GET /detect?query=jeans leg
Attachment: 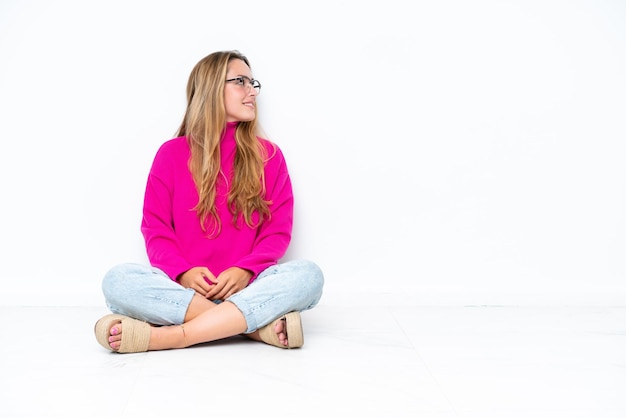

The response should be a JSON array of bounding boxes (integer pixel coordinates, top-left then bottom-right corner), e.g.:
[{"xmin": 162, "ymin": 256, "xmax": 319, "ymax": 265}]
[
  {"xmin": 102, "ymin": 263, "xmax": 195, "ymax": 326},
  {"xmin": 227, "ymin": 259, "xmax": 324, "ymax": 333}
]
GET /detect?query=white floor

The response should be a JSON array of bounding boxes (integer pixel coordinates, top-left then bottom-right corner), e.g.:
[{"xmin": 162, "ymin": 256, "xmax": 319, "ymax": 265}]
[{"xmin": 1, "ymin": 301, "xmax": 625, "ymax": 418}]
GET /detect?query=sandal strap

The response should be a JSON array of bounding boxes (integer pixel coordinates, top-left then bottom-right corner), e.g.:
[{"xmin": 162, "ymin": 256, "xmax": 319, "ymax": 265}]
[
  {"xmin": 118, "ymin": 316, "xmax": 151, "ymax": 353},
  {"xmin": 94, "ymin": 314, "xmax": 150, "ymax": 353}
]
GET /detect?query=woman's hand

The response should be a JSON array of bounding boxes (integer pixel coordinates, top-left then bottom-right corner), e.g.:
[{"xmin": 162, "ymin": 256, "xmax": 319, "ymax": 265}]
[
  {"xmin": 205, "ymin": 267, "xmax": 253, "ymax": 300},
  {"xmin": 178, "ymin": 267, "xmax": 217, "ymax": 297}
]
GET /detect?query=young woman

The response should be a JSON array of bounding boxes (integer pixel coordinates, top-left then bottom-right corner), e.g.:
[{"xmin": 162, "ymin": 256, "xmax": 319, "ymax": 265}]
[{"xmin": 94, "ymin": 50, "xmax": 324, "ymax": 353}]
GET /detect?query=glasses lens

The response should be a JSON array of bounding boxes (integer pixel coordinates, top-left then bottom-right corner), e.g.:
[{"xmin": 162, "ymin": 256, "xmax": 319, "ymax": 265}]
[{"xmin": 252, "ymin": 80, "xmax": 261, "ymax": 92}]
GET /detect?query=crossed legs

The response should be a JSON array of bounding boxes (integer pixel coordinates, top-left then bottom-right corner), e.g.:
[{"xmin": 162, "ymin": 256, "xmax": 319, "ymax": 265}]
[
  {"xmin": 97, "ymin": 260, "xmax": 323, "ymax": 352},
  {"xmin": 104, "ymin": 294, "xmax": 290, "ymax": 351}
]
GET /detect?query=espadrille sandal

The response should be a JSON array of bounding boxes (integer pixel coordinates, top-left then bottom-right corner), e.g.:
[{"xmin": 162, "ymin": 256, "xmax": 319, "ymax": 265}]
[
  {"xmin": 94, "ymin": 314, "xmax": 151, "ymax": 353},
  {"xmin": 258, "ymin": 312, "xmax": 303, "ymax": 349}
]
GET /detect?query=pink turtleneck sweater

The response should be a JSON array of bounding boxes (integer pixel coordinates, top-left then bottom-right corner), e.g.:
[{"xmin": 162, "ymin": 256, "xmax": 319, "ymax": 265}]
[{"xmin": 140, "ymin": 122, "xmax": 293, "ymax": 283}]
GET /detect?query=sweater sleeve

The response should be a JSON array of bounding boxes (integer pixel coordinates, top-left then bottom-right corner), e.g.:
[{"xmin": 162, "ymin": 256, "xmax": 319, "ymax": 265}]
[
  {"xmin": 140, "ymin": 141, "xmax": 194, "ymax": 280},
  {"xmin": 234, "ymin": 143, "xmax": 294, "ymax": 281}
]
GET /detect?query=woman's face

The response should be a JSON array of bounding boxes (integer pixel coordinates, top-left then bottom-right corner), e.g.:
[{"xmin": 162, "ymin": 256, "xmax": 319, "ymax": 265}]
[{"xmin": 224, "ymin": 58, "xmax": 258, "ymax": 122}]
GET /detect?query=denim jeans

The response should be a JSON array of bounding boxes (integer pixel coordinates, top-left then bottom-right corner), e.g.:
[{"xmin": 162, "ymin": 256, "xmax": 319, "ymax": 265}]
[{"xmin": 101, "ymin": 259, "xmax": 324, "ymax": 333}]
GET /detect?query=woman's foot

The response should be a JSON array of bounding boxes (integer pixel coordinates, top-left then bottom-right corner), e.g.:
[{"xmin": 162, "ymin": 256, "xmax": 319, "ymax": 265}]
[
  {"xmin": 106, "ymin": 321, "xmax": 124, "ymax": 350},
  {"xmin": 246, "ymin": 319, "xmax": 289, "ymax": 346},
  {"xmin": 273, "ymin": 317, "xmax": 289, "ymax": 346},
  {"xmin": 105, "ymin": 320, "xmax": 186, "ymax": 351},
  {"xmin": 251, "ymin": 312, "xmax": 303, "ymax": 348}
]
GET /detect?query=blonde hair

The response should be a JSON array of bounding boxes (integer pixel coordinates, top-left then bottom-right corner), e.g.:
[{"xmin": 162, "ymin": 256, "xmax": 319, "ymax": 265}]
[{"xmin": 176, "ymin": 50, "xmax": 271, "ymax": 237}]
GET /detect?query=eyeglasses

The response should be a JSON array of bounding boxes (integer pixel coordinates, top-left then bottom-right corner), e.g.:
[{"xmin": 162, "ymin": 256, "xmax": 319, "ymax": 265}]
[{"xmin": 225, "ymin": 75, "xmax": 261, "ymax": 93}]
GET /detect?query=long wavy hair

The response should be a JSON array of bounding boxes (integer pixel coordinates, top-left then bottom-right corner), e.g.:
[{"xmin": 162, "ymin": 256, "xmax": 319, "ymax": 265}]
[{"xmin": 176, "ymin": 50, "xmax": 271, "ymax": 237}]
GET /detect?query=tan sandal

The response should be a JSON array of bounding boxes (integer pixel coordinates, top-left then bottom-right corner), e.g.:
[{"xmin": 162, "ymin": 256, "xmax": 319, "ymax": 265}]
[
  {"xmin": 258, "ymin": 312, "xmax": 304, "ymax": 349},
  {"xmin": 94, "ymin": 314, "xmax": 151, "ymax": 353}
]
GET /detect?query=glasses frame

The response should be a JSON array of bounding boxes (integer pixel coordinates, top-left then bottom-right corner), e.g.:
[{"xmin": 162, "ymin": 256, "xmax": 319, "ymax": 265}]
[{"xmin": 225, "ymin": 75, "xmax": 261, "ymax": 93}]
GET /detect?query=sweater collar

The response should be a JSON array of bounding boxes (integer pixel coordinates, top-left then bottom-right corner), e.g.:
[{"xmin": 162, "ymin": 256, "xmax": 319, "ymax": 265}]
[{"xmin": 223, "ymin": 121, "xmax": 239, "ymax": 140}]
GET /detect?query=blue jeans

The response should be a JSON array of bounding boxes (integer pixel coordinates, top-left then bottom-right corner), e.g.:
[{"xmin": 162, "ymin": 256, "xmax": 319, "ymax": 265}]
[{"xmin": 101, "ymin": 259, "xmax": 324, "ymax": 333}]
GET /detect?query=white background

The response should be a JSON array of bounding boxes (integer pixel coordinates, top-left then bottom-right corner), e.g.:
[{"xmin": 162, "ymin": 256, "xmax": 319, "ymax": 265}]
[{"xmin": 1, "ymin": 0, "xmax": 625, "ymax": 306}]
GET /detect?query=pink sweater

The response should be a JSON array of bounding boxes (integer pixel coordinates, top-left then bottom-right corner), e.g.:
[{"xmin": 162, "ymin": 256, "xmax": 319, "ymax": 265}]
[{"xmin": 141, "ymin": 122, "xmax": 293, "ymax": 282}]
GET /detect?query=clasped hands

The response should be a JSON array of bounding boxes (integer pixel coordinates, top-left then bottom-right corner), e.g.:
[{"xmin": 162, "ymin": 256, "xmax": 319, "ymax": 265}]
[{"xmin": 178, "ymin": 266, "xmax": 253, "ymax": 300}]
